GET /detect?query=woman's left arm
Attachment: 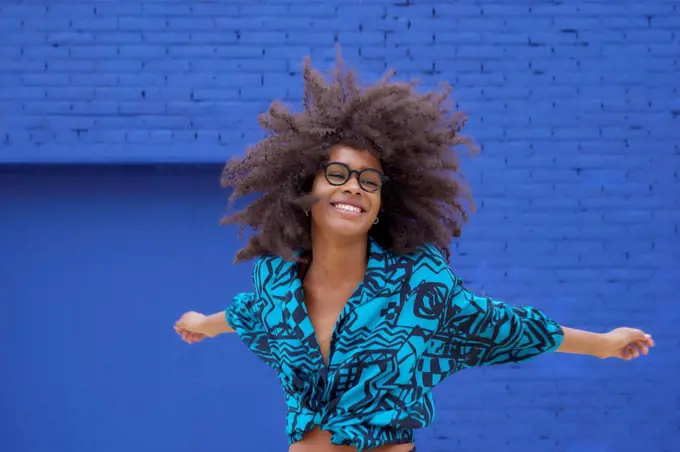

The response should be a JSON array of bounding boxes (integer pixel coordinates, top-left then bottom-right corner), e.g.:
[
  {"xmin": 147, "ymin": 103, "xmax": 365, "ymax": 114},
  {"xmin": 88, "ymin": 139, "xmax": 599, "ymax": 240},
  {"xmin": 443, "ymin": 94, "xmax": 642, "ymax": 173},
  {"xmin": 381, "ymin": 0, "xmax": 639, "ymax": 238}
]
[
  {"xmin": 440, "ymin": 275, "xmax": 654, "ymax": 365},
  {"xmin": 557, "ymin": 325, "xmax": 654, "ymax": 360},
  {"xmin": 412, "ymin": 244, "xmax": 655, "ymax": 366}
]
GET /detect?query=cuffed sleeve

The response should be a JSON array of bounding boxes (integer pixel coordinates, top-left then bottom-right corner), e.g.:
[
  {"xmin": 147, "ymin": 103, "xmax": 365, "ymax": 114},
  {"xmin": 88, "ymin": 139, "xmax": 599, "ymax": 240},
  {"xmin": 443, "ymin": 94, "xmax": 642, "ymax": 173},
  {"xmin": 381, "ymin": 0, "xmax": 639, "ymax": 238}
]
[
  {"xmin": 413, "ymin": 244, "xmax": 564, "ymax": 369},
  {"xmin": 226, "ymin": 292, "xmax": 277, "ymax": 369},
  {"xmin": 440, "ymin": 276, "xmax": 564, "ymax": 366}
]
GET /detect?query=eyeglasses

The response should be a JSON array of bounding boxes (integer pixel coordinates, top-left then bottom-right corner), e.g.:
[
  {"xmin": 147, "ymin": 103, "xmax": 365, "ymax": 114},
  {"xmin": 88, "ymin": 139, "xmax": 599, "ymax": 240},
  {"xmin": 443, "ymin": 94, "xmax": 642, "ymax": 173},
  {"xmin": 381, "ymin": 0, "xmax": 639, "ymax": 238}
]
[{"xmin": 321, "ymin": 162, "xmax": 387, "ymax": 193}]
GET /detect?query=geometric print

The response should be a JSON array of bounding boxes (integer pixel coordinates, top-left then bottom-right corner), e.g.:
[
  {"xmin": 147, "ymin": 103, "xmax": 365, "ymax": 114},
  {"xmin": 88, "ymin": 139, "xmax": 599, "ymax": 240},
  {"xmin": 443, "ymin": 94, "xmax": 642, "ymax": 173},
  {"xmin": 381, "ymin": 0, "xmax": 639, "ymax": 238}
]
[{"xmin": 226, "ymin": 238, "xmax": 564, "ymax": 451}]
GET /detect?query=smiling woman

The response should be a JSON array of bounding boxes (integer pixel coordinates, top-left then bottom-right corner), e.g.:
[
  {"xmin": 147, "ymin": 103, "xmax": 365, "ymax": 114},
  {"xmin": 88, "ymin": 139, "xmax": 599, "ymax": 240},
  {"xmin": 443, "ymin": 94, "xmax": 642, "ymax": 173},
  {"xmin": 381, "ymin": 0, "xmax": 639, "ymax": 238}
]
[{"xmin": 173, "ymin": 52, "xmax": 654, "ymax": 452}]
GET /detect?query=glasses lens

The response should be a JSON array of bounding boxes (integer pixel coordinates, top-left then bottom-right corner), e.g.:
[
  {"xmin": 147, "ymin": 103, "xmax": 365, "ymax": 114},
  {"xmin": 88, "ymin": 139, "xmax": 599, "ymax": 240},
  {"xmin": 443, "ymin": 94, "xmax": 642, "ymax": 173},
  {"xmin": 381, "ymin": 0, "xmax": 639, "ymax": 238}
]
[
  {"xmin": 325, "ymin": 163, "xmax": 350, "ymax": 185},
  {"xmin": 360, "ymin": 170, "xmax": 382, "ymax": 192}
]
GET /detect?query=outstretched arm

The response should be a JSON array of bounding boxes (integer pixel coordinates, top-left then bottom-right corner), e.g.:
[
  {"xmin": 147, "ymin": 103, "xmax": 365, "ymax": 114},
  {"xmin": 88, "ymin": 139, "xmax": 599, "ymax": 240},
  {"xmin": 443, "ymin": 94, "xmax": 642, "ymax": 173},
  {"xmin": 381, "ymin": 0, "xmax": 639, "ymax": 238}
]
[
  {"xmin": 174, "ymin": 292, "xmax": 278, "ymax": 370},
  {"xmin": 439, "ymin": 273, "xmax": 654, "ymax": 365},
  {"xmin": 174, "ymin": 310, "xmax": 235, "ymax": 343},
  {"xmin": 557, "ymin": 326, "xmax": 654, "ymax": 360},
  {"xmin": 175, "ymin": 291, "xmax": 263, "ymax": 343}
]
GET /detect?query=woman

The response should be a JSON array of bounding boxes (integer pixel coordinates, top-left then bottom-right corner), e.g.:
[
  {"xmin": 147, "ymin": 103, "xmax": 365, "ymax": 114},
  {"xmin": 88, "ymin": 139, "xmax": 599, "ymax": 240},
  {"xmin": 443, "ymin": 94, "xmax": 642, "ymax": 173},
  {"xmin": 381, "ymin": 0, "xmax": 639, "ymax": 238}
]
[{"xmin": 174, "ymin": 55, "xmax": 654, "ymax": 452}]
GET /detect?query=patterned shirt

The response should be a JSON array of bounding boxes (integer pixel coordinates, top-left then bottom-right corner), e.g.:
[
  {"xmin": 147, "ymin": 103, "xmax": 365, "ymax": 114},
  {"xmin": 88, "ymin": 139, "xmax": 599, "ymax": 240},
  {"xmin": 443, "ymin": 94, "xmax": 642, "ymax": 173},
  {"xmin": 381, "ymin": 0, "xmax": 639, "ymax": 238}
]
[{"xmin": 226, "ymin": 238, "xmax": 564, "ymax": 451}]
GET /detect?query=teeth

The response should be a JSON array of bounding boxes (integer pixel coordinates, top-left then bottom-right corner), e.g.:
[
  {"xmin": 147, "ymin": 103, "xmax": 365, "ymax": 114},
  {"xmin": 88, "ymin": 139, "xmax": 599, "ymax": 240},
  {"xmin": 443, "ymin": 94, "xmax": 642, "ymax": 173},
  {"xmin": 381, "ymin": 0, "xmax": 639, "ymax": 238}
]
[{"xmin": 334, "ymin": 203, "xmax": 362, "ymax": 213}]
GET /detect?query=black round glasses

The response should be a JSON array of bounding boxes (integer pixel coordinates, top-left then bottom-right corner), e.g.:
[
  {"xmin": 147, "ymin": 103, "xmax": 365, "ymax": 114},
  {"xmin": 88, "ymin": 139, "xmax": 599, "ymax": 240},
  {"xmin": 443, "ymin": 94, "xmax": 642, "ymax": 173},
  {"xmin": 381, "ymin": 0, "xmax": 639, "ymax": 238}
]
[{"xmin": 321, "ymin": 162, "xmax": 387, "ymax": 193}]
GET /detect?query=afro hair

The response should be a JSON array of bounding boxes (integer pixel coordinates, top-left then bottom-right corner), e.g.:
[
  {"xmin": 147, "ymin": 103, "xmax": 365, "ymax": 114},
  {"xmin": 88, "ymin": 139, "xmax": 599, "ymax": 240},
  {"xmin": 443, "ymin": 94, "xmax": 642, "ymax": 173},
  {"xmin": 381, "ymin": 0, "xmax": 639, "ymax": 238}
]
[{"xmin": 220, "ymin": 53, "xmax": 477, "ymax": 263}]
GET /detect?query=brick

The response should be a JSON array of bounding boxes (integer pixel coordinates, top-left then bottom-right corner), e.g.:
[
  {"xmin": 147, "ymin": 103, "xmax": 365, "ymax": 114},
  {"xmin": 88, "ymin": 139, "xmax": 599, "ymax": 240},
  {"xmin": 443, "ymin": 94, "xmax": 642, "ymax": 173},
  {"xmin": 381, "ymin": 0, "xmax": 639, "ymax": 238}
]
[
  {"xmin": 117, "ymin": 73, "xmax": 166, "ymax": 86},
  {"xmin": 70, "ymin": 17, "xmax": 118, "ymax": 31},
  {"xmin": 119, "ymin": 102, "xmax": 166, "ymax": 115},
  {"xmin": 93, "ymin": 4, "xmax": 142, "ymax": 15},
  {"xmin": 191, "ymin": 4, "xmax": 238, "ymax": 16},
  {"xmin": 43, "ymin": 87, "xmax": 93, "ymax": 101},
  {"xmin": 166, "ymin": 18, "xmax": 217, "ymax": 31},
  {"xmin": 142, "ymin": 3, "xmax": 193, "ymax": 16},
  {"xmin": 69, "ymin": 73, "xmax": 118, "ymax": 86},
  {"xmin": 92, "ymin": 32, "xmax": 143, "ymax": 45},
  {"xmin": 69, "ymin": 45, "xmax": 118, "ymax": 58},
  {"xmin": 241, "ymin": 5, "xmax": 289, "ymax": 17},
  {"xmin": 309, "ymin": 17, "xmax": 362, "ymax": 31},
  {"xmin": 118, "ymin": 17, "xmax": 167, "ymax": 31},
  {"xmin": 188, "ymin": 33, "xmax": 239, "ymax": 45},
  {"xmin": 238, "ymin": 31, "xmax": 287, "ymax": 45},
  {"xmin": 21, "ymin": 73, "xmax": 70, "ymax": 86},
  {"xmin": 0, "ymin": 86, "xmax": 44, "ymax": 100},
  {"xmin": 22, "ymin": 45, "xmax": 70, "ymax": 58}
]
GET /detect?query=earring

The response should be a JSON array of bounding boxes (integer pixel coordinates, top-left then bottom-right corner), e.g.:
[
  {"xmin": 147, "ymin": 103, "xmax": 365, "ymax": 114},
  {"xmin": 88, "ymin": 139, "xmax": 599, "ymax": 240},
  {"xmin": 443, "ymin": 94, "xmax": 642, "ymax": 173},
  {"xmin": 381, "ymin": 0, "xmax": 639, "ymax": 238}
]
[
  {"xmin": 304, "ymin": 210, "xmax": 309, "ymax": 216},
  {"xmin": 373, "ymin": 217, "xmax": 379, "ymax": 225}
]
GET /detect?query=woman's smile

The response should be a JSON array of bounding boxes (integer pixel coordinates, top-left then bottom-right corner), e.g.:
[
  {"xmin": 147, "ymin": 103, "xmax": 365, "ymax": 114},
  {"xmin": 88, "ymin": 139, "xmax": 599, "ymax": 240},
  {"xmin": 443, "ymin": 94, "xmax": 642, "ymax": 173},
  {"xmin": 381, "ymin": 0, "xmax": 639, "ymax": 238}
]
[{"xmin": 331, "ymin": 202, "xmax": 365, "ymax": 217}]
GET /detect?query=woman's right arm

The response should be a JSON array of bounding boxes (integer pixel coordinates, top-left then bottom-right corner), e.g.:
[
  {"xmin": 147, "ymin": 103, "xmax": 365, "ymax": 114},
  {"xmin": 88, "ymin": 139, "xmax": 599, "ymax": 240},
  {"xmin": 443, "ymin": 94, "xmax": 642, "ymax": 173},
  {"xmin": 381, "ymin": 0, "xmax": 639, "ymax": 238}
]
[
  {"xmin": 175, "ymin": 289, "xmax": 264, "ymax": 340},
  {"xmin": 201, "ymin": 311, "xmax": 236, "ymax": 336},
  {"xmin": 174, "ymin": 310, "xmax": 234, "ymax": 343}
]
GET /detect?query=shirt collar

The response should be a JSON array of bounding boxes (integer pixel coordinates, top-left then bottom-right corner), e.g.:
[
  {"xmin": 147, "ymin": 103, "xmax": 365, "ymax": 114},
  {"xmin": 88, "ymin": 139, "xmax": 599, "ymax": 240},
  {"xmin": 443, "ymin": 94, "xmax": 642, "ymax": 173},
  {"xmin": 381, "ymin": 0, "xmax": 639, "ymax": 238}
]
[{"xmin": 263, "ymin": 236, "xmax": 389, "ymax": 303}]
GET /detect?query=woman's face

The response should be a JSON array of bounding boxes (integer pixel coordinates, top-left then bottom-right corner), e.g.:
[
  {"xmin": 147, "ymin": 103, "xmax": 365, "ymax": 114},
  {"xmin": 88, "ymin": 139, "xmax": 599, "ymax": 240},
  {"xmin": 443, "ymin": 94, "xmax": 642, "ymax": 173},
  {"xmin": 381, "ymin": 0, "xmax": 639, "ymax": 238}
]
[{"xmin": 309, "ymin": 145, "xmax": 384, "ymax": 239}]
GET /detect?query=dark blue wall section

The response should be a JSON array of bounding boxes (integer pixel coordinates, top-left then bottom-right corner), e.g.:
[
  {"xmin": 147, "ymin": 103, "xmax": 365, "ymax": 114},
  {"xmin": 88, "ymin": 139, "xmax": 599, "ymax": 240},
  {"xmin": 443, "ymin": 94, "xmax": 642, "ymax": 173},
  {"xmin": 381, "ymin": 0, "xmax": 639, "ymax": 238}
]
[
  {"xmin": 1, "ymin": 165, "xmax": 289, "ymax": 452},
  {"xmin": 1, "ymin": 1, "xmax": 679, "ymax": 451}
]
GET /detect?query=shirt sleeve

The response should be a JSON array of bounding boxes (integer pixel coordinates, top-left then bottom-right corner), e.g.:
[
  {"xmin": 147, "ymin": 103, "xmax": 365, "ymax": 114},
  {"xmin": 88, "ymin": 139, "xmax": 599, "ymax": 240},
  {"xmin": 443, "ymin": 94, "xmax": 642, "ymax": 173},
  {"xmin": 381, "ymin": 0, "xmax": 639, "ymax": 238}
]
[
  {"xmin": 226, "ymin": 291, "xmax": 278, "ymax": 370},
  {"xmin": 416, "ymin": 244, "xmax": 564, "ymax": 367},
  {"xmin": 440, "ymin": 277, "xmax": 565, "ymax": 366}
]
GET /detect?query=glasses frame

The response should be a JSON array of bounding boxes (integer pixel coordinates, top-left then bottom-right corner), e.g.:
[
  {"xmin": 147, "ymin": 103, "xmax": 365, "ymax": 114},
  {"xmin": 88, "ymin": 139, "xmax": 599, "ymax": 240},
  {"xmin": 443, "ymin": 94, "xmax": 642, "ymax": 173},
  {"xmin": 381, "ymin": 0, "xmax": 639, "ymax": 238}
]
[{"xmin": 320, "ymin": 162, "xmax": 388, "ymax": 193}]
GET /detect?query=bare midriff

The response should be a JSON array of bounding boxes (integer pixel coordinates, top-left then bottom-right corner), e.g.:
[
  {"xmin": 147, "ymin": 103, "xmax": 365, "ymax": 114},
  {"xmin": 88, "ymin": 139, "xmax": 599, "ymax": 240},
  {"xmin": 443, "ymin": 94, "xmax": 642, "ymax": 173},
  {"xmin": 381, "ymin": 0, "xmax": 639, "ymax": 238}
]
[{"xmin": 289, "ymin": 427, "xmax": 413, "ymax": 452}]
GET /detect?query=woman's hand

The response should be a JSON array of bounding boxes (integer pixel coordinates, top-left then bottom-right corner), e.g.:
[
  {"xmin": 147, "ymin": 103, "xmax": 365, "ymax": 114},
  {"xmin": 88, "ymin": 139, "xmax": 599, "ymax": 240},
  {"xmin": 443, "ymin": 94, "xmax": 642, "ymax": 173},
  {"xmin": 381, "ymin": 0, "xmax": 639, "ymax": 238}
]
[
  {"xmin": 174, "ymin": 311, "xmax": 210, "ymax": 344},
  {"xmin": 597, "ymin": 327, "xmax": 655, "ymax": 360}
]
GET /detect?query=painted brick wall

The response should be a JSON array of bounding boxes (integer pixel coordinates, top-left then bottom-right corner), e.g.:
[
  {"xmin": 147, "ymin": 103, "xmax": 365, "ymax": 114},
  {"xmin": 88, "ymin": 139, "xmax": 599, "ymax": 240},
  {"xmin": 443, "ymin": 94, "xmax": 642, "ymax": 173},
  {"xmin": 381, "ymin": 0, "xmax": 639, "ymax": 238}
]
[{"xmin": 1, "ymin": 1, "xmax": 679, "ymax": 451}]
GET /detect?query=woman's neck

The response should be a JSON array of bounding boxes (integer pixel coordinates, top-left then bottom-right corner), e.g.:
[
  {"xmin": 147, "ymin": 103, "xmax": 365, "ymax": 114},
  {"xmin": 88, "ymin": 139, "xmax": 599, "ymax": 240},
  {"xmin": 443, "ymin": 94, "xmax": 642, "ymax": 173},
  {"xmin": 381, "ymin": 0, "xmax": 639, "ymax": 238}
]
[{"xmin": 305, "ymin": 230, "xmax": 368, "ymax": 287}]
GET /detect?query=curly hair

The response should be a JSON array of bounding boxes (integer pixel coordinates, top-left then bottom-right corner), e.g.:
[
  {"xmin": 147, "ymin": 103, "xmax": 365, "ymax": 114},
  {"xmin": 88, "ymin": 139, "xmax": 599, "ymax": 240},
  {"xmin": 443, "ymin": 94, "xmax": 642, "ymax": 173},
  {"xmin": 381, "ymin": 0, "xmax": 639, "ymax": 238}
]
[{"xmin": 220, "ymin": 53, "xmax": 477, "ymax": 263}]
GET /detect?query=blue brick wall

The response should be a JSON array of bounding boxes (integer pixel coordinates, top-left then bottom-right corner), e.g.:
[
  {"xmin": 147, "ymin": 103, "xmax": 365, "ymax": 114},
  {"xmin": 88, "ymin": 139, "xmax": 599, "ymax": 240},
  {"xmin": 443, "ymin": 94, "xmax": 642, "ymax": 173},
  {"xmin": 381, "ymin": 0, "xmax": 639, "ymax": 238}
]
[{"xmin": 1, "ymin": 1, "xmax": 679, "ymax": 451}]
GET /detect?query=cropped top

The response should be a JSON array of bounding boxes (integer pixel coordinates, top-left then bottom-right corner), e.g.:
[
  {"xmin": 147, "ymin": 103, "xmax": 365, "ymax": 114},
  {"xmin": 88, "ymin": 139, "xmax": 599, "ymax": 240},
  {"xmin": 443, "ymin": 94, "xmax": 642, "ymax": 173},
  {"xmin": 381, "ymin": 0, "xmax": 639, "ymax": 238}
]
[{"xmin": 226, "ymin": 239, "xmax": 564, "ymax": 451}]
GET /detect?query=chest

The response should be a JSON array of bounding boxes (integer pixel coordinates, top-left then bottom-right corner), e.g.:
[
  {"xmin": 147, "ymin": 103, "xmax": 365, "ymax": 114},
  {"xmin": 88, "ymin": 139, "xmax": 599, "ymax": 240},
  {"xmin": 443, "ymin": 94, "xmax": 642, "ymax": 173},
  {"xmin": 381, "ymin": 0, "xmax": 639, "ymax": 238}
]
[{"xmin": 303, "ymin": 282, "xmax": 357, "ymax": 365}]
